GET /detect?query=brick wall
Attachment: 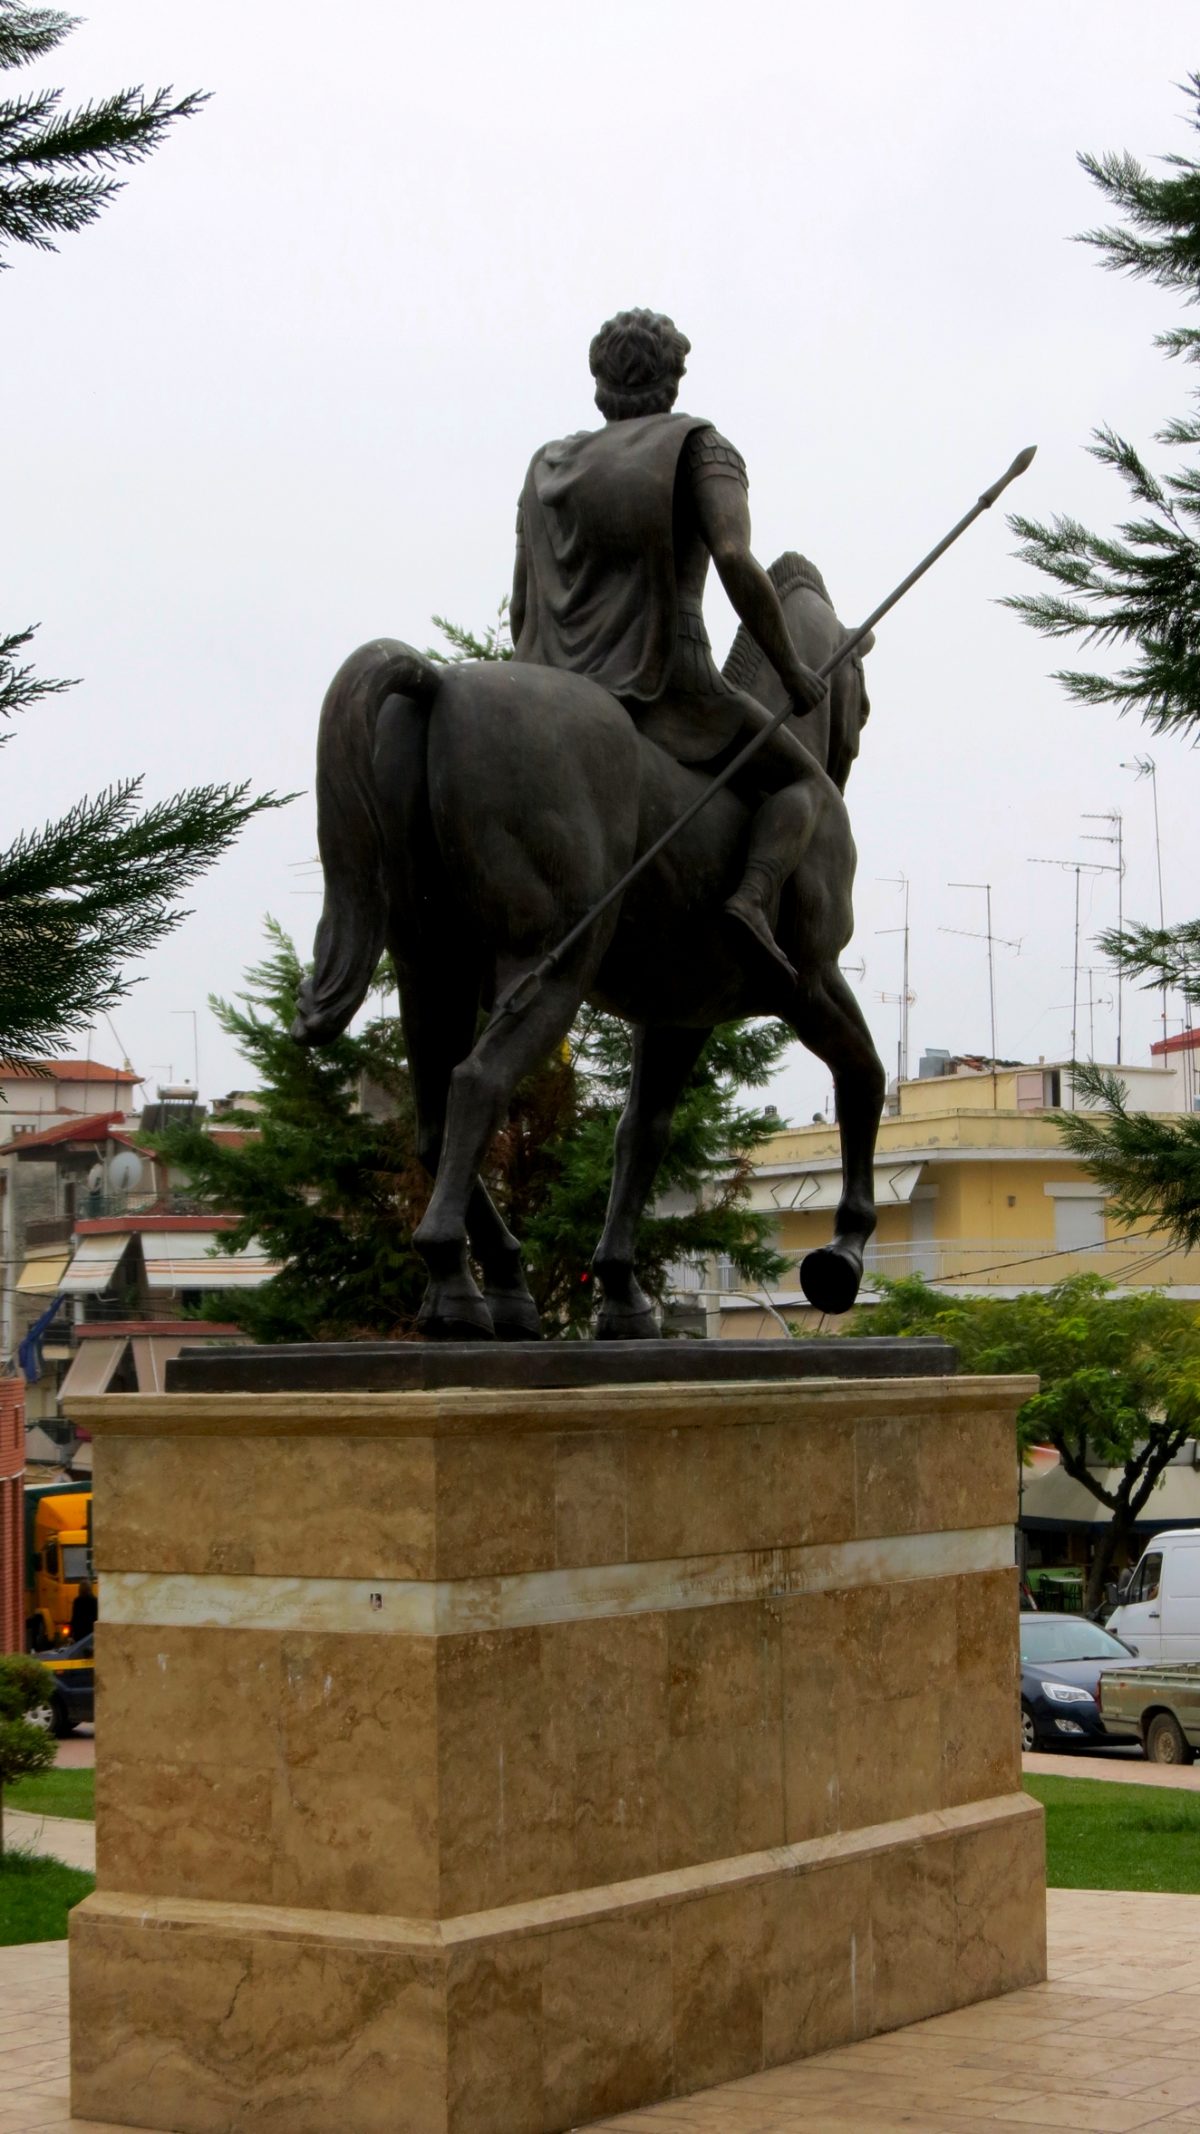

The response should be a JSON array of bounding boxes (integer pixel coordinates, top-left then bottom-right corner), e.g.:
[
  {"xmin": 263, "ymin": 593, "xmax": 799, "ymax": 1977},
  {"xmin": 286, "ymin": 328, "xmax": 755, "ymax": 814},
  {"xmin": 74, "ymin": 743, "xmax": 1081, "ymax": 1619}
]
[{"xmin": 0, "ymin": 1378, "xmax": 24, "ymax": 1652}]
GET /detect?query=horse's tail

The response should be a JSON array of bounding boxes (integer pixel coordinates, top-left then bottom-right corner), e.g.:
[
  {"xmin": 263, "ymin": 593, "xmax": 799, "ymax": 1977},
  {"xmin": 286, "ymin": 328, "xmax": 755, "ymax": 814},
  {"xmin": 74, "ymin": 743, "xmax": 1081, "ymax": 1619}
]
[{"xmin": 292, "ymin": 641, "xmax": 440, "ymax": 1047}]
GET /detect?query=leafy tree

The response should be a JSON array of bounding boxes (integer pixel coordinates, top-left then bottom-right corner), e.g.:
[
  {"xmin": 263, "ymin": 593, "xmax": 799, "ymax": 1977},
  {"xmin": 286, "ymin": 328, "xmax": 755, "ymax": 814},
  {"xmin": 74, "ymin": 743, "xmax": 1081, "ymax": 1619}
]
[
  {"xmin": 1, "ymin": 7, "xmax": 283, "ymax": 1067},
  {"xmin": 1006, "ymin": 77, "xmax": 1200, "ymax": 1233},
  {"xmin": 855, "ymin": 1275, "xmax": 1200, "ymax": 1611},
  {"xmin": 146, "ymin": 921, "xmax": 791, "ymax": 1341},
  {"xmin": 0, "ymin": 1653, "xmax": 55, "ymax": 1855}
]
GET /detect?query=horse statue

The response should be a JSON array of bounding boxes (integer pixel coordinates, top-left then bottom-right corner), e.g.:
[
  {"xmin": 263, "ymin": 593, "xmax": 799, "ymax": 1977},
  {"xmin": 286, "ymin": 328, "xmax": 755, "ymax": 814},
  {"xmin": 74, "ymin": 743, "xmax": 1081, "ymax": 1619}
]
[{"xmin": 292, "ymin": 552, "xmax": 887, "ymax": 1340}]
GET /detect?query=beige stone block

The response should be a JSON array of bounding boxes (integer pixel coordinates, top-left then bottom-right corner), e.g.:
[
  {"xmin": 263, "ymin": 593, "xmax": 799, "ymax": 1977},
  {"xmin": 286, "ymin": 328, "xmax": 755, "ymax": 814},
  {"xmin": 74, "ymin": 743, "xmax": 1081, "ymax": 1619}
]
[
  {"xmin": 273, "ymin": 1632, "xmax": 438, "ymax": 1916},
  {"xmin": 96, "ymin": 1758, "xmax": 273, "ymax": 1906},
  {"xmin": 918, "ymin": 1405, "xmax": 1014, "ymax": 1533},
  {"xmin": 836, "ymin": 1689, "xmax": 943, "ymax": 1829},
  {"xmin": 97, "ymin": 1433, "xmax": 437, "ymax": 1579},
  {"xmin": 763, "ymin": 1855, "xmax": 873, "ymax": 2061},
  {"xmin": 70, "ymin": 1898, "xmax": 446, "ymax": 2134},
  {"xmin": 954, "ymin": 1805, "xmax": 1047, "ymax": 2004},
  {"xmin": 854, "ymin": 1412, "xmax": 922, "ymax": 1538},
  {"xmin": 661, "ymin": 1723, "xmax": 785, "ymax": 1870},
  {"xmin": 871, "ymin": 1832, "xmax": 957, "ymax": 2032},
  {"xmin": 625, "ymin": 1421, "xmax": 767, "ymax": 1559},
  {"xmin": 97, "ymin": 1623, "xmax": 278, "ymax": 1773},
  {"xmin": 666, "ymin": 1600, "xmax": 782, "ymax": 1739},
  {"xmin": 956, "ymin": 1565, "xmax": 1019, "ymax": 1688},
  {"xmin": 671, "ymin": 1885, "xmax": 765, "ymax": 2094},
  {"xmin": 541, "ymin": 1911, "xmax": 673, "ymax": 2128},
  {"xmin": 553, "ymin": 1430, "xmax": 628, "ymax": 1567},
  {"xmin": 763, "ymin": 1412, "xmax": 856, "ymax": 1547},
  {"xmin": 445, "ymin": 1937, "xmax": 543, "ymax": 2134},
  {"xmin": 542, "ymin": 1614, "xmax": 668, "ymax": 1887},
  {"xmin": 434, "ymin": 1430, "xmax": 556, "ymax": 1578},
  {"xmin": 436, "ymin": 1626, "xmax": 572, "ymax": 1913},
  {"xmin": 941, "ymin": 1680, "xmax": 1021, "ymax": 1808}
]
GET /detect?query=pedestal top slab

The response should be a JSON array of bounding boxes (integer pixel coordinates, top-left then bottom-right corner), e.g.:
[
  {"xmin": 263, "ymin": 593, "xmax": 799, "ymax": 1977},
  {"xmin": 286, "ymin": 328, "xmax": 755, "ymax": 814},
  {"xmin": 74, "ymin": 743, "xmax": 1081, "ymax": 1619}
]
[{"xmin": 162, "ymin": 1335, "xmax": 958, "ymax": 1396}]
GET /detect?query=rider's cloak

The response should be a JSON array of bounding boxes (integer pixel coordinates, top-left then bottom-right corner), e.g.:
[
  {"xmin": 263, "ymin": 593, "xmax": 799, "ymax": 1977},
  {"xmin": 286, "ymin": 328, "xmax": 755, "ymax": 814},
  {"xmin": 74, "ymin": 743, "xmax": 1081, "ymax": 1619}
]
[{"xmin": 514, "ymin": 410, "xmax": 712, "ymax": 704}]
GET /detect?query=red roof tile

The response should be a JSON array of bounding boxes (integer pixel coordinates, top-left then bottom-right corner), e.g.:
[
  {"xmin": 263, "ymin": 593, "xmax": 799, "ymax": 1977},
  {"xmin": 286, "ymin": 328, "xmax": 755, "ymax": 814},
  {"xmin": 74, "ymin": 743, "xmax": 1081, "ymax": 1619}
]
[
  {"xmin": 0, "ymin": 1059, "xmax": 141, "ymax": 1084},
  {"xmin": 0, "ymin": 1111, "xmax": 131, "ymax": 1156}
]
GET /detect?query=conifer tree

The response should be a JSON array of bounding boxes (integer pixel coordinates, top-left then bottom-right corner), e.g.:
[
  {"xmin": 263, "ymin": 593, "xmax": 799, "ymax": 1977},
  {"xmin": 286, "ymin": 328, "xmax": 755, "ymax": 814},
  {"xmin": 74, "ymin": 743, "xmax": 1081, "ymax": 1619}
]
[
  {"xmin": 0, "ymin": 6, "xmax": 283, "ymax": 1067},
  {"xmin": 1007, "ymin": 77, "xmax": 1200, "ymax": 1236}
]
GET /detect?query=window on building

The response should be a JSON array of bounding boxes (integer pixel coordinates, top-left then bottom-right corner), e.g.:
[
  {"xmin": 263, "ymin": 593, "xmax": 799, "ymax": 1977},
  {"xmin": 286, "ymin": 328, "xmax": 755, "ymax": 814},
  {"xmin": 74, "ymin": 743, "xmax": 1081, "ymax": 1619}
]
[{"xmin": 1053, "ymin": 1196, "xmax": 1106, "ymax": 1252}]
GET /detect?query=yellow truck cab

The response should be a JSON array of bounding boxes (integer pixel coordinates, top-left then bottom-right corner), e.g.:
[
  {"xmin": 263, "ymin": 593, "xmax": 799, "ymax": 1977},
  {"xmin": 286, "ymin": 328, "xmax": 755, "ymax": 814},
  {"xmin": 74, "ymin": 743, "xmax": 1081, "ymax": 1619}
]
[{"xmin": 24, "ymin": 1481, "xmax": 93, "ymax": 1649}]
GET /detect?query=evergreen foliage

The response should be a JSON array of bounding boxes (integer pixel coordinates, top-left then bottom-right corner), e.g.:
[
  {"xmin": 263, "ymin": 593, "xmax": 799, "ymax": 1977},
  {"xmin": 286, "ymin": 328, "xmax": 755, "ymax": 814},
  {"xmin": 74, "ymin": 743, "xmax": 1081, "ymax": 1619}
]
[
  {"xmin": 146, "ymin": 918, "xmax": 790, "ymax": 1342},
  {"xmin": 1006, "ymin": 79, "xmax": 1200, "ymax": 1232},
  {"xmin": 0, "ymin": 1653, "xmax": 55, "ymax": 1856},
  {"xmin": 0, "ymin": 1, "xmax": 206, "ymax": 260},
  {"xmin": 854, "ymin": 1275, "xmax": 1200, "ymax": 1610},
  {"xmin": 0, "ymin": 8, "xmax": 285, "ymax": 1068}
]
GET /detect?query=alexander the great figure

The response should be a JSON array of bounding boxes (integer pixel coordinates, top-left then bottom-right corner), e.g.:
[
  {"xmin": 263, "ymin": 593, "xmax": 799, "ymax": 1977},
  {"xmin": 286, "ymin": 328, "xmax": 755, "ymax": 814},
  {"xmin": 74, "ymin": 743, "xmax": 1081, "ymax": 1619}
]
[{"xmin": 510, "ymin": 307, "xmax": 829, "ymax": 978}]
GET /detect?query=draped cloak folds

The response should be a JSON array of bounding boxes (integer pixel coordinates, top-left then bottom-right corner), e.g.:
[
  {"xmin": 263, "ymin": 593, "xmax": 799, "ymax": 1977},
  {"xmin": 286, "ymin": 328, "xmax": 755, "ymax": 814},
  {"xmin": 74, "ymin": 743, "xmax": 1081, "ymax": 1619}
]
[{"xmin": 513, "ymin": 410, "xmax": 713, "ymax": 705}]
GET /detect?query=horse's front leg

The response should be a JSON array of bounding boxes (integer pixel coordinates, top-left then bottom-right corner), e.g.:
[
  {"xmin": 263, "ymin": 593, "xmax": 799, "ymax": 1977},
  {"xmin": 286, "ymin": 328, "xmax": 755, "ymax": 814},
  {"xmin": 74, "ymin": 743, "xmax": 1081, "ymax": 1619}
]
[
  {"xmin": 787, "ymin": 970, "xmax": 886, "ymax": 1316},
  {"xmin": 593, "ymin": 1023, "xmax": 711, "ymax": 1339}
]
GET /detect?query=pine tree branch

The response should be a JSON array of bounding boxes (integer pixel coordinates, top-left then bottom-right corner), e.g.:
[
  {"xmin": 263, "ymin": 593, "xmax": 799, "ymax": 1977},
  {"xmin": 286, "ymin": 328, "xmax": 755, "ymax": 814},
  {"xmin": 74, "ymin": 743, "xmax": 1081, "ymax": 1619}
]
[
  {"xmin": 0, "ymin": 3, "xmax": 74, "ymax": 74},
  {"xmin": 0, "ymin": 623, "xmax": 73, "ymax": 741}
]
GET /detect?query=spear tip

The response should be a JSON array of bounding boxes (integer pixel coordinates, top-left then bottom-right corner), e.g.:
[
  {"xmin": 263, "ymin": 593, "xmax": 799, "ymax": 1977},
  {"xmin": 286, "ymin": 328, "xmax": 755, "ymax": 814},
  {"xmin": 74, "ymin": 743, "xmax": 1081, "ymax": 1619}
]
[{"xmin": 979, "ymin": 445, "xmax": 1038, "ymax": 510}]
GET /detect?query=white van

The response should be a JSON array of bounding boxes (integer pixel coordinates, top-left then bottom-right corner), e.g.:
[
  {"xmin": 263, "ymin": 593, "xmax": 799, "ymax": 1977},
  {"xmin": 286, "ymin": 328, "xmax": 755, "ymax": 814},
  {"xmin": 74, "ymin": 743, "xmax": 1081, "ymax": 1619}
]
[{"xmin": 1107, "ymin": 1530, "xmax": 1200, "ymax": 1663}]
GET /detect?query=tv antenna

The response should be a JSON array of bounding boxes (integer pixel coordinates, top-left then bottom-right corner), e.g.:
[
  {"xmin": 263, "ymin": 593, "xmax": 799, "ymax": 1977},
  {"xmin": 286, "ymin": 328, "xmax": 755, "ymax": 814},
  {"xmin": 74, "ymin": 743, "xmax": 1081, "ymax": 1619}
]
[
  {"xmin": 877, "ymin": 874, "xmax": 914, "ymax": 1083},
  {"xmin": 940, "ymin": 882, "xmax": 1020, "ymax": 1107},
  {"xmin": 1081, "ymin": 810, "xmax": 1125, "ymax": 1062},
  {"xmin": 1122, "ymin": 756, "xmax": 1169, "ymax": 1050},
  {"xmin": 1029, "ymin": 843, "xmax": 1122, "ymax": 1100}
]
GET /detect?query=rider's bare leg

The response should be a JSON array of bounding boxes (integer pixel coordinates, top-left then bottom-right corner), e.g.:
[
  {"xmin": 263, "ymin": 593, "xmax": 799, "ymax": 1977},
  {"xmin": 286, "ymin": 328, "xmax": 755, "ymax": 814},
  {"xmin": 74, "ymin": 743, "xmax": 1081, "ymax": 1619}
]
[{"xmin": 722, "ymin": 702, "xmax": 829, "ymax": 981}]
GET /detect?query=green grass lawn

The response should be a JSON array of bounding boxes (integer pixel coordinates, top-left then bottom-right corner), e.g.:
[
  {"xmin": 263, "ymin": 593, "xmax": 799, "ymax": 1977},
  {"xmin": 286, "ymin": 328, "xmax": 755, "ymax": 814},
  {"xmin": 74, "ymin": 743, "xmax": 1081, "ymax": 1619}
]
[
  {"xmin": 0, "ymin": 1850, "xmax": 94, "ymax": 1946},
  {"xmin": 1024, "ymin": 1772, "xmax": 1200, "ymax": 1893},
  {"xmin": 5, "ymin": 1767, "xmax": 94, "ymax": 1821}
]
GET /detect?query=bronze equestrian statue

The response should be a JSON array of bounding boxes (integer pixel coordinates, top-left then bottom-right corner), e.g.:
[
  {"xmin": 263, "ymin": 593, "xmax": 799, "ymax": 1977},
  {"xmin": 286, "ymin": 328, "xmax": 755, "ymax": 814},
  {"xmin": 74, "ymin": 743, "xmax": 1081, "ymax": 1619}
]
[{"xmin": 294, "ymin": 309, "xmax": 1033, "ymax": 1340}]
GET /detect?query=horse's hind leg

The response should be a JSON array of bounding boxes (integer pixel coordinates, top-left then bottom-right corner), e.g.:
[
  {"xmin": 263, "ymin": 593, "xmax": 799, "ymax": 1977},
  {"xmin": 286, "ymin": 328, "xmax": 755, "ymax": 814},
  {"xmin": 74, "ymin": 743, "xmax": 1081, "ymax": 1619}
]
[
  {"xmin": 412, "ymin": 956, "xmax": 591, "ymax": 1333},
  {"xmin": 593, "ymin": 1023, "xmax": 710, "ymax": 1339},
  {"xmin": 786, "ymin": 969, "xmax": 887, "ymax": 1315},
  {"xmin": 397, "ymin": 951, "xmax": 543, "ymax": 1342}
]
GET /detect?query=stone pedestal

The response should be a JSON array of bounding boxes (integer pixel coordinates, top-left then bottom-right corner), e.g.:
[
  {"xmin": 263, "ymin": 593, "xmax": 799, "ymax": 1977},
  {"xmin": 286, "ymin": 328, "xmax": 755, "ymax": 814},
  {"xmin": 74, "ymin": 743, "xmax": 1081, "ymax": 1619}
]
[{"xmin": 69, "ymin": 1371, "xmax": 1045, "ymax": 2134}]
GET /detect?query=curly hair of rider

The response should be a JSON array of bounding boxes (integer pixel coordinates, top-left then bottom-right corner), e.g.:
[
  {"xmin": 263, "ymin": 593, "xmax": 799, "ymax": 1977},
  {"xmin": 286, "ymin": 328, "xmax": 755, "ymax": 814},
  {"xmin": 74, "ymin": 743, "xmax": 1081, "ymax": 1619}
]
[{"xmin": 589, "ymin": 309, "xmax": 691, "ymax": 420}]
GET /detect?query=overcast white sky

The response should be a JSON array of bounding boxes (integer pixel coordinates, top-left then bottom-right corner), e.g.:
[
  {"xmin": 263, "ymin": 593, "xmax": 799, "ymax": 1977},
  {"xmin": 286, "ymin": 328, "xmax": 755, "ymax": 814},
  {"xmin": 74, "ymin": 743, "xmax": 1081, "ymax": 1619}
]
[{"xmin": 5, "ymin": 0, "xmax": 1199, "ymax": 1122}]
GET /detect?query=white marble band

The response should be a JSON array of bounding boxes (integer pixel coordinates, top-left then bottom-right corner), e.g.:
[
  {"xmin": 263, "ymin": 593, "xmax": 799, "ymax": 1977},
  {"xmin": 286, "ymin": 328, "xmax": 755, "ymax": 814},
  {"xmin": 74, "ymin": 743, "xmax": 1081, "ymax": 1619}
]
[{"xmin": 101, "ymin": 1525, "xmax": 1013, "ymax": 1637}]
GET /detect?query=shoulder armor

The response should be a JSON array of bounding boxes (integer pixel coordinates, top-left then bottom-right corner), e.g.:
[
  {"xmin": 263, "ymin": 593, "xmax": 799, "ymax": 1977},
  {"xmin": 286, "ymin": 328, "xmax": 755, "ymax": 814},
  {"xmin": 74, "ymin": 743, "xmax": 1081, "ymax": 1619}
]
[{"xmin": 688, "ymin": 426, "xmax": 748, "ymax": 486}]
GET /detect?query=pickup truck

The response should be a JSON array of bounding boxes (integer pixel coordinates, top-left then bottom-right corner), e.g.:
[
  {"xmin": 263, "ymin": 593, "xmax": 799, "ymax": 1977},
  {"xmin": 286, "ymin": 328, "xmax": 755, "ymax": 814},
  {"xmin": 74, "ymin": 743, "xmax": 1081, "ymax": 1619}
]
[{"xmin": 1097, "ymin": 1663, "xmax": 1200, "ymax": 1766}]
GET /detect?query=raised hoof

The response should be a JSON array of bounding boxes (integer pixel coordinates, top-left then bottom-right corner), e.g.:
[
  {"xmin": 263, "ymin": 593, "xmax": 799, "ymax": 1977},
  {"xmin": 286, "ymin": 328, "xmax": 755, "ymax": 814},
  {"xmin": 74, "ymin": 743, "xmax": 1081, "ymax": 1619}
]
[
  {"xmin": 722, "ymin": 899, "xmax": 799, "ymax": 986},
  {"xmin": 484, "ymin": 1287, "xmax": 544, "ymax": 1342},
  {"xmin": 799, "ymin": 1246, "xmax": 863, "ymax": 1317},
  {"xmin": 417, "ymin": 1279, "xmax": 495, "ymax": 1343}
]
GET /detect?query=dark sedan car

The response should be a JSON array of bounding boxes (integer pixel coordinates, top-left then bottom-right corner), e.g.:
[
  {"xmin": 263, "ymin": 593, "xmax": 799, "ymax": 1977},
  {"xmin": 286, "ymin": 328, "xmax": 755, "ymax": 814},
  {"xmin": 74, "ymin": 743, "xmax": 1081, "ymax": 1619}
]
[
  {"xmin": 1019, "ymin": 1612, "xmax": 1150, "ymax": 1751},
  {"xmin": 41, "ymin": 1630, "xmax": 94, "ymax": 1737}
]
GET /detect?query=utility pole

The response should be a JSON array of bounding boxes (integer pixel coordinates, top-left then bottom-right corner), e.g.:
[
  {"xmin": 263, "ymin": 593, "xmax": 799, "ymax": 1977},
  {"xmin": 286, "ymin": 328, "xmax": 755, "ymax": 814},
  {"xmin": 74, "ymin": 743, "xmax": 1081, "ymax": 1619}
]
[
  {"xmin": 877, "ymin": 874, "xmax": 914, "ymax": 1086},
  {"xmin": 941, "ymin": 883, "xmax": 1019, "ymax": 1108},
  {"xmin": 1028, "ymin": 854, "xmax": 1116, "ymax": 1106},
  {"xmin": 1081, "ymin": 810, "xmax": 1124, "ymax": 1063}
]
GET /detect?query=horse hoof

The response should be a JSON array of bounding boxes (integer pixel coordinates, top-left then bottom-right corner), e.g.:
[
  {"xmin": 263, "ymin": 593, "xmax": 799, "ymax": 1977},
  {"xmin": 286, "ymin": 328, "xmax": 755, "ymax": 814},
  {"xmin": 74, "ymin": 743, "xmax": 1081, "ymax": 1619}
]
[
  {"xmin": 799, "ymin": 1246, "xmax": 862, "ymax": 1316},
  {"xmin": 417, "ymin": 1280, "xmax": 496, "ymax": 1343},
  {"xmin": 596, "ymin": 1303, "xmax": 660, "ymax": 1341},
  {"xmin": 485, "ymin": 1287, "xmax": 544, "ymax": 1342}
]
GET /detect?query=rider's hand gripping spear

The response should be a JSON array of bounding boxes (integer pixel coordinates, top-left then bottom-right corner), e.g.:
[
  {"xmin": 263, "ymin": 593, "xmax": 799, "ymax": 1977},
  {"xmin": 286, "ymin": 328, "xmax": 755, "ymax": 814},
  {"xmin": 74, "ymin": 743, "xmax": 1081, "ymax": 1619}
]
[{"xmin": 497, "ymin": 444, "xmax": 1037, "ymax": 1021}]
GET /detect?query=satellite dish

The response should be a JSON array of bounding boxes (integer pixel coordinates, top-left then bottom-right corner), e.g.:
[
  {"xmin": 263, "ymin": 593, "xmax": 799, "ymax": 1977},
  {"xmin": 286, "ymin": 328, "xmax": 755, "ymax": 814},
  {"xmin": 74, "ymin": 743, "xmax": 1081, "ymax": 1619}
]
[
  {"xmin": 86, "ymin": 1163, "xmax": 104, "ymax": 1193},
  {"xmin": 108, "ymin": 1149, "xmax": 143, "ymax": 1195}
]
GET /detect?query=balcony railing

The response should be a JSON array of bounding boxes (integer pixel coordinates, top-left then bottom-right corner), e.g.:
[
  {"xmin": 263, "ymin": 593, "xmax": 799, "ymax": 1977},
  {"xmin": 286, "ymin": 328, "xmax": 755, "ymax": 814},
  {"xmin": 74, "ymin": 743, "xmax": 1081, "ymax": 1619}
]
[
  {"xmin": 76, "ymin": 1191, "xmax": 215, "ymax": 1222},
  {"xmin": 773, "ymin": 1236, "xmax": 1200, "ymax": 1290}
]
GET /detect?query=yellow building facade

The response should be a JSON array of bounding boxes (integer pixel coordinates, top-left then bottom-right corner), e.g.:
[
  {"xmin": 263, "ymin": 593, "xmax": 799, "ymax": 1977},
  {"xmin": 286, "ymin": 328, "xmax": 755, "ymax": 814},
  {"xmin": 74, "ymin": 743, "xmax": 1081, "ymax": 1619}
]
[{"xmin": 707, "ymin": 1059, "xmax": 1200, "ymax": 1336}]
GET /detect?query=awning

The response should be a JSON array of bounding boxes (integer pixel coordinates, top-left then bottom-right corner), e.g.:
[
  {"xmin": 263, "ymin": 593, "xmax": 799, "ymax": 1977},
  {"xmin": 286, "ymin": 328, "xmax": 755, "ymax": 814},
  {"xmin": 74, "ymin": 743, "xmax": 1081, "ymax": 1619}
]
[
  {"xmin": 130, "ymin": 1332, "xmax": 205, "ymax": 1390},
  {"xmin": 141, "ymin": 1231, "xmax": 277, "ymax": 1291},
  {"xmin": 15, "ymin": 1254, "xmax": 69, "ymax": 1295},
  {"xmin": 1022, "ymin": 1460, "xmax": 1200, "ymax": 1531},
  {"xmin": 58, "ymin": 1336, "xmax": 129, "ymax": 1402},
  {"xmin": 766, "ymin": 1162, "xmax": 925, "ymax": 1214},
  {"xmin": 60, "ymin": 1234, "xmax": 131, "ymax": 1294}
]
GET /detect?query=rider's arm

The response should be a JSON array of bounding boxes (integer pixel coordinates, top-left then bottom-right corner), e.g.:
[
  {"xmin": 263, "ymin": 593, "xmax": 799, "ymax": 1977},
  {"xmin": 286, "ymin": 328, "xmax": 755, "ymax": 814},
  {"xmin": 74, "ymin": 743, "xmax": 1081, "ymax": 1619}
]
[
  {"xmin": 510, "ymin": 501, "xmax": 528, "ymax": 645},
  {"xmin": 691, "ymin": 452, "xmax": 826, "ymax": 711}
]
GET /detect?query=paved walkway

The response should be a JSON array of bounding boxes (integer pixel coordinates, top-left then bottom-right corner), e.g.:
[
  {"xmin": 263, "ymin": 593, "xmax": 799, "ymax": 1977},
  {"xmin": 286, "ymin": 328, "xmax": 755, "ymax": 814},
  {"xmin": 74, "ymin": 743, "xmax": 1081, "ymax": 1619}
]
[
  {"xmin": 1024, "ymin": 1750, "xmax": 1200, "ymax": 1790},
  {"xmin": 6, "ymin": 1810, "xmax": 94, "ymax": 1871},
  {"xmin": 7, "ymin": 1891, "xmax": 1200, "ymax": 2130}
]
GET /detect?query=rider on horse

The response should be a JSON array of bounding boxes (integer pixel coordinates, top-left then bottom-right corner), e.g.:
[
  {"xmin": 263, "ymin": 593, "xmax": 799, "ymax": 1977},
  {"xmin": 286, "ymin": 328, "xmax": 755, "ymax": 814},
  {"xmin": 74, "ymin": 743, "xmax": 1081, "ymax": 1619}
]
[{"xmin": 510, "ymin": 307, "xmax": 829, "ymax": 980}]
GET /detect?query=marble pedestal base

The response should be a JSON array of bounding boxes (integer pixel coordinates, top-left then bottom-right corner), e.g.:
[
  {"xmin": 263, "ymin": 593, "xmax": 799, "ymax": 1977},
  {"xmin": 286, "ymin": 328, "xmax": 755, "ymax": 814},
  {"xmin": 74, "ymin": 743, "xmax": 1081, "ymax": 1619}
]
[{"xmin": 69, "ymin": 1371, "xmax": 1046, "ymax": 2133}]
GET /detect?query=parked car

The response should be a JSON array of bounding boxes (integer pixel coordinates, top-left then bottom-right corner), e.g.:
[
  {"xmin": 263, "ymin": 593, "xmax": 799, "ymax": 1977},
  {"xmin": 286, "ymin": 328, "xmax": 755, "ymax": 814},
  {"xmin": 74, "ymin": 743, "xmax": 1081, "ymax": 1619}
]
[
  {"xmin": 1105, "ymin": 1530, "xmax": 1200, "ymax": 1663},
  {"xmin": 1019, "ymin": 1612, "xmax": 1149, "ymax": 1752},
  {"xmin": 40, "ymin": 1631, "xmax": 94, "ymax": 1737},
  {"xmin": 1098, "ymin": 1661, "xmax": 1200, "ymax": 1765}
]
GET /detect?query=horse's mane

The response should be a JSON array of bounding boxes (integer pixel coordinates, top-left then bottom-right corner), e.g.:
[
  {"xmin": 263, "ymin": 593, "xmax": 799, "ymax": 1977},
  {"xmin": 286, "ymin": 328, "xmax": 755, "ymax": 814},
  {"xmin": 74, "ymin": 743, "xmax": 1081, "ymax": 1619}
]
[{"xmin": 722, "ymin": 552, "xmax": 836, "ymax": 693}]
